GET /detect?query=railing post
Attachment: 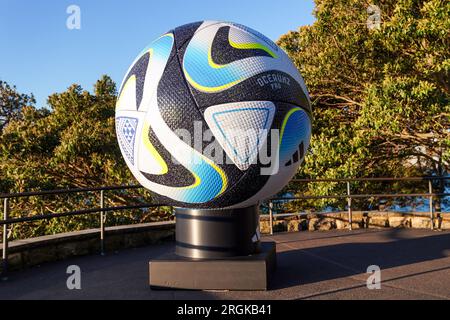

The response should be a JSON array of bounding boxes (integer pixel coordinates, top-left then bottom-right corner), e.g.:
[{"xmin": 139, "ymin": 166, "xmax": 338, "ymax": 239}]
[
  {"xmin": 429, "ymin": 180, "xmax": 434, "ymax": 231},
  {"xmin": 347, "ymin": 182, "xmax": 353, "ymax": 231},
  {"xmin": 2, "ymin": 198, "xmax": 10, "ymax": 279},
  {"xmin": 100, "ymin": 190, "xmax": 106, "ymax": 255},
  {"xmin": 269, "ymin": 201, "xmax": 274, "ymax": 235}
]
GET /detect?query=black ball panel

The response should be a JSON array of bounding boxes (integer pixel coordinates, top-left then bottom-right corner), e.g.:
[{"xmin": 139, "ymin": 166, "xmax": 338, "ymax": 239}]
[
  {"xmin": 191, "ymin": 70, "xmax": 311, "ymax": 114},
  {"xmin": 173, "ymin": 22, "xmax": 203, "ymax": 51},
  {"xmin": 175, "ymin": 28, "xmax": 311, "ymax": 113},
  {"xmin": 150, "ymin": 42, "xmax": 253, "ymax": 207},
  {"xmin": 141, "ymin": 125, "xmax": 196, "ymax": 188},
  {"xmin": 117, "ymin": 21, "xmax": 312, "ymax": 208},
  {"xmin": 119, "ymin": 52, "xmax": 150, "ymax": 110},
  {"xmin": 210, "ymin": 26, "xmax": 273, "ymax": 65}
]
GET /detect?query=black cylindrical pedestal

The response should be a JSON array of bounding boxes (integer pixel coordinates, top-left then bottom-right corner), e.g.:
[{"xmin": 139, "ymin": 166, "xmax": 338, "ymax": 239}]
[
  {"xmin": 175, "ymin": 205, "xmax": 260, "ymax": 259},
  {"xmin": 150, "ymin": 205, "xmax": 276, "ymax": 289}
]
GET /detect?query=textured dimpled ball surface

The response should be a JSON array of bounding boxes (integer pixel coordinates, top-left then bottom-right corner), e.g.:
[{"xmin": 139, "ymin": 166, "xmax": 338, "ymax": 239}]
[{"xmin": 115, "ymin": 21, "xmax": 312, "ymax": 208}]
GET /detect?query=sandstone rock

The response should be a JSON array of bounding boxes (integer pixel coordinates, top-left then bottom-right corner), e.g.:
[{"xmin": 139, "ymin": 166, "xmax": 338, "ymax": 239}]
[
  {"xmin": 351, "ymin": 221, "xmax": 362, "ymax": 229},
  {"xmin": 335, "ymin": 219, "xmax": 348, "ymax": 229},
  {"xmin": 410, "ymin": 217, "xmax": 431, "ymax": 229},
  {"xmin": 308, "ymin": 218, "xmax": 319, "ymax": 231},
  {"xmin": 287, "ymin": 220, "xmax": 300, "ymax": 232},
  {"xmin": 389, "ymin": 216, "xmax": 410, "ymax": 228},
  {"xmin": 317, "ymin": 219, "xmax": 336, "ymax": 231},
  {"xmin": 368, "ymin": 217, "xmax": 389, "ymax": 228},
  {"xmin": 299, "ymin": 219, "xmax": 308, "ymax": 231},
  {"xmin": 259, "ymin": 221, "xmax": 271, "ymax": 234},
  {"xmin": 273, "ymin": 221, "xmax": 287, "ymax": 232},
  {"xmin": 387, "ymin": 212, "xmax": 404, "ymax": 219},
  {"xmin": 351, "ymin": 213, "xmax": 364, "ymax": 221},
  {"xmin": 439, "ymin": 219, "xmax": 450, "ymax": 230}
]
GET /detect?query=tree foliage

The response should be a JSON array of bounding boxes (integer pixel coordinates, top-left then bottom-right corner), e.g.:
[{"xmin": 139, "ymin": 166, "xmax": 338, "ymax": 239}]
[
  {"xmin": 0, "ymin": 76, "xmax": 169, "ymax": 239},
  {"xmin": 0, "ymin": 80, "xmax": 35, "ymax": 132},
  {"xmin": 0, "ymin": 1, "xmax": 449, "ymax": 238},
  {"xmin": 278, "ymin": 0, "xmax": 449, "ymax": 206},
  {"xmin": 0, "ymin": 76, "xmax": 131, "ymax": 192}
]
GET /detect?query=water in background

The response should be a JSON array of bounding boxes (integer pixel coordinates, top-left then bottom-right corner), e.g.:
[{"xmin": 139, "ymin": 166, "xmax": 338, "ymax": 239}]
[
  {"xmin": 274, "ymin": 174, "xmax": 450, "ymax": 213},
  {"xmin": 387, "ymin": 177, "xmax": 449, "ymax": 213},
  {"xmin": 388, "ymin": 174, "xmax": 450, "ymax": 213}
]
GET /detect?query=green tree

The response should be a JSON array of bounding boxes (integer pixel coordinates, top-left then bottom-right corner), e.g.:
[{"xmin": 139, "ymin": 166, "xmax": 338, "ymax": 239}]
[
  {"xmin": 0, "ymin": 76, "xmax": 168, "ymax": 239},
  {"xmin": 0, "ymin": 76, "xmax": 130, "ymax": 192},
  {"xmin": 278, "ymin": 0, "xmax": 449, "ymax": 208},
  {"xmin": 0, "ymin": 80, "xmax": 35, "ymax": 132}
]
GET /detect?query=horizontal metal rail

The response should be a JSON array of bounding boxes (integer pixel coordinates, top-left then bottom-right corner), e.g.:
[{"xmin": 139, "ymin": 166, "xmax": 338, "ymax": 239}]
[
  {"xmin": 1, "ymin": 176, "xmax": 449, "ymax": 277},
  {"xmin": 261, "ymin": 213, "xmax": 301, "ymax": 218},
  {"xmin": 271, "ymin": 192, "xmax": 450, "ymax": 201},
  {"xmin": 267, "ymin": 176, "xmax": 450, "ymax": 234},
  {"xmin": 0, "ymin": 184, "xmax": 141, "ymax": 199},
  {"xmin": 0, "ymin": 203, "xmax": 164, "ymax": 226},
  {"xmin": 291, "ymin": 176, "xmax": 449, "ymax": 182},
  {"xmin": 0, "ymin": 176, "xmax": 447, "ymax": 199}
]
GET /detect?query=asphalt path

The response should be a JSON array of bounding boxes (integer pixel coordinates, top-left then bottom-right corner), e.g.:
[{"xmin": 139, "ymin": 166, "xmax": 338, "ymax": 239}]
[{"xmin": 1, "ymin": 228, "xmax": 449, "ymax": 300}]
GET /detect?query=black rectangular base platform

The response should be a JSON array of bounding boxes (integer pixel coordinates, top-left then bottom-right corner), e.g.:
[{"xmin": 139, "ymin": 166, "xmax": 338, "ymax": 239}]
[{"xmin": 149, "ymin": 242, "xmax": 276, "ymax": 290}]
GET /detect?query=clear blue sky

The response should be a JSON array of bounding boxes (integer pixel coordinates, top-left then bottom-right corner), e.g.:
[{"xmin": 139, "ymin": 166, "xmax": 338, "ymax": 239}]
[{"xmin": 0, "ymin": 0, "xmax": 315, "ymax": 107}]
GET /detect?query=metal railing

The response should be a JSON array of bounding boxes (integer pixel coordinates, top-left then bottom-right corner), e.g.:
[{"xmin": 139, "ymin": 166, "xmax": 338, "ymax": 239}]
[
  {"xmin": 1, "ymin": 176, "xmax": 449, "ymax": 277},
  {"xmin": 265, "ymin": 176, "xmax": 450, "ymax": 235},
  {"xmin": 0, "ymin": 185, "xmax": 166, "ymax": 277}
]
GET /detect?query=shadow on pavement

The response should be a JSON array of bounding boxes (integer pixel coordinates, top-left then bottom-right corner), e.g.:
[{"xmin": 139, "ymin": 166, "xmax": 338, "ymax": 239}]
[{"xmin": 272, "ymin": 230, "xmax": 450, "ymax": 290}]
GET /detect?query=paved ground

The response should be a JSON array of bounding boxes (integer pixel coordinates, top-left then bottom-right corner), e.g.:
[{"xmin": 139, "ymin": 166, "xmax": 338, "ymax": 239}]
[{"xmin": 1, "ymin": 228, "xmax": 449, "ymax": 300}]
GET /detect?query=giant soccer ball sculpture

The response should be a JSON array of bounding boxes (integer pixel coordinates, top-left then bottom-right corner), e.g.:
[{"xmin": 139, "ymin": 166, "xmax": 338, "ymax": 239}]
[{"xmin": 115, "ymin": 21, "xmax": 312, "ymax": 290}]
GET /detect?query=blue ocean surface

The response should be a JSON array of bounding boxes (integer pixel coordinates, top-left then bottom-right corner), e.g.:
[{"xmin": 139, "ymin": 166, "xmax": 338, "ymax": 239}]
[{"xmin": 271, "ymin": 175, "xmax": 450, "ymax": 214}]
